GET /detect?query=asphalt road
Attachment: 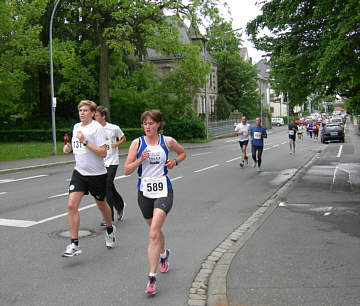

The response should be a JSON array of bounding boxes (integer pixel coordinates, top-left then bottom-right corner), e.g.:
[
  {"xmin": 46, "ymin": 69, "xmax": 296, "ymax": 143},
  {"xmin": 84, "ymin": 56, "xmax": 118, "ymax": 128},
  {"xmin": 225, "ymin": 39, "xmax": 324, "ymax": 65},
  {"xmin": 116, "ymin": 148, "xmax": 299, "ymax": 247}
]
[{"xmin": 0, "ymin": 126, "xmax": 329, "ymax": 306}]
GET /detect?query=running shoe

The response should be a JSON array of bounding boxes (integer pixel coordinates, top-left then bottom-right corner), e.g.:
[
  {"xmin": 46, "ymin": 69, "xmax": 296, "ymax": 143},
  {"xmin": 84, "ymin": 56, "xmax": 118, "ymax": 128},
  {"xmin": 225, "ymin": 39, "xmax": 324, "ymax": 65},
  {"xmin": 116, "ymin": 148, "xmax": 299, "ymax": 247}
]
[
  {"xmin": 289, "ymin": 151, "xmax": 292, "ymax": 155},
  {"xmin": 252, "ymin": 161, "xmax": 257, "ymax": 168},
  {"xmin": 117, "ymin": 202, "xmax": 126, "ymax": 221},
  {"xmin": 239, "ymin": 162, "xmax": 244, "ymax": 168},
  {"xmin": 61, "ymin": 243, "xmax": 82, "ymax": 257},
  {"xmin": 245, "ymin": 156, "xmax": 249, "ymax": 165},
  {"xmin": 105, "ymin": 225, "xmax": 116, "ymax": 249},
  {"xmin": 257, "ymin": 167, "xmax": 261, "ymax": 172},
  {"xmin": 145, "ymin": 276, "xmax": 157, "ymax": 295},
  {"xmin": 160, "ymin": 249, "xmax": 170, "ymax": 273}
]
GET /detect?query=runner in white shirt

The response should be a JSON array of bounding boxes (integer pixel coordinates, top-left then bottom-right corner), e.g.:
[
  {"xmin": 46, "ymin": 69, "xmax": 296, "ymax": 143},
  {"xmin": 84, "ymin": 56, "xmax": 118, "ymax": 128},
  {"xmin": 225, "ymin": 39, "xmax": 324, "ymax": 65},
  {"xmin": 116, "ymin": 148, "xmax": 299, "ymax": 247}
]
[
  {"xmin": 234, "ymin": 116, "xmax": 251, "ymax": 168},
  {"xmin": 61, "ymin": 100, "xmax": 116, "ymax": 257},
  {"xmin": 95, "ymin": 106, "xmax": 126, "ymax": 225}
]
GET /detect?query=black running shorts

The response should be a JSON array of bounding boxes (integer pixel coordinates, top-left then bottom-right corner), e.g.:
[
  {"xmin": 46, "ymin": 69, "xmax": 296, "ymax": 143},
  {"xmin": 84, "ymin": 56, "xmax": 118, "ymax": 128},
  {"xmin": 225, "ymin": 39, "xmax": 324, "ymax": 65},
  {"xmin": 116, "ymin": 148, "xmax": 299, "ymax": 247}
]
[
  {"xmin": 137, "ymin": 189, "xmax": 174, "ymax": 219},
  {"xmin": 239, "ymin": 140, "xmax": 249, "ymax": 148},
  {"xmin": 69, "ymin": 170, "xmax": 107, "ymax": 201}
]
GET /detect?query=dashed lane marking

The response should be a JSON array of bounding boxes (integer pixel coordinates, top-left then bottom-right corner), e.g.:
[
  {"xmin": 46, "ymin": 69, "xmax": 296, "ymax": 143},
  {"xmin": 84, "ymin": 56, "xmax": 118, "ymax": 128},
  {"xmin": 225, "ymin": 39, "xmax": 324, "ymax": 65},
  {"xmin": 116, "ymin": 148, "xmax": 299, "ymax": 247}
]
[
  {"xmin": 114, "ymin": 174, "xmax": 131, "ymax": 180},
  {"xmin": 226, "ymin": 157, "xmax": 242, "ymax": 163},
  {"xmin": 336, "ymin": 145, "xmax": 343, "ymax": 158},
  {"xmin": 0, "ymin": 174, "xmax": 48, "ymax": 184},
  {"xmin": 194, "ymin": 164, "xmax": 219, "ymax": 173},
  {"xmin": 0, "ymin": 192, "xmax": 7, "ymax": 196},
  {"xmin": 170, "ymin": 176, "xmax": 183, "ymax": 182},
  {"xmin": 191, "ymin": 152, "xmax": 213, "ymax": 157},
  {"xmin": 48, "ymin": 193, "xmax": 68, "ymax": 199}
]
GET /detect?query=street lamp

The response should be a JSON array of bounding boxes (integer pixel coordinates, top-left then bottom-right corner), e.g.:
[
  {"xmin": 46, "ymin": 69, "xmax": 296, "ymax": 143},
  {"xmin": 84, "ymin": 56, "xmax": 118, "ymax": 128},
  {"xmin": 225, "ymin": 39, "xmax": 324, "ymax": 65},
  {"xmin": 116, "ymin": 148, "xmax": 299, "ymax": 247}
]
[{"xmin": 49, "ymin": 0, "xmax": 60, "ymax": 156}]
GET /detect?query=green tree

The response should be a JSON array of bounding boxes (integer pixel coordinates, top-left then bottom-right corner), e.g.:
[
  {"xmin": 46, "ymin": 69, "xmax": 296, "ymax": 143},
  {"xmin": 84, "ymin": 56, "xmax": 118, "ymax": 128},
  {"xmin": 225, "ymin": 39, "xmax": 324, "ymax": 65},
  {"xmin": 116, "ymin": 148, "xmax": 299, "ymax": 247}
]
[{"xmin": 247, "ymin": 0, "xmax": 360, "ymax": 113}]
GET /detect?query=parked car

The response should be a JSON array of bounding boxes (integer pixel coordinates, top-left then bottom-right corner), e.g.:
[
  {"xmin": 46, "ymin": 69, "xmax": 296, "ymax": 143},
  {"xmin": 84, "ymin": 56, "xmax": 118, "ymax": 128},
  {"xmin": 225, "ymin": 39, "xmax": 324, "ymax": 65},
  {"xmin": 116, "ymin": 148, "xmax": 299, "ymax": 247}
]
[
  {"xmin": 329, "ymin": 117, "xmax": 343, "ymax": 126},
  {"xmin": 321, "ymin": 124, "xmax": 345, "ymax": 143},
  {"xmin": 272, "ymin": 117, "xmax": 284, "ymax": 126}
]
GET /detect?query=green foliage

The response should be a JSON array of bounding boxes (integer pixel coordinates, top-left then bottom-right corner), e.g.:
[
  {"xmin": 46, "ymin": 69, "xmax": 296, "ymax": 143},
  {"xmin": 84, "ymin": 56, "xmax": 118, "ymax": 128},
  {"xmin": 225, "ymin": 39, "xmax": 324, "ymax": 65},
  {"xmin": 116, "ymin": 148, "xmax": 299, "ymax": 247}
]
[
  {"xmin": 163, "ymin": 112, "xmax": 205, "ymax": 140},
  {"xmin": 247, "ymin": 0, "xmax": 360, "ymax": 111},
  {"xmin": 214, "ymin": 94, "xmax": 234, "ymax": 120}
]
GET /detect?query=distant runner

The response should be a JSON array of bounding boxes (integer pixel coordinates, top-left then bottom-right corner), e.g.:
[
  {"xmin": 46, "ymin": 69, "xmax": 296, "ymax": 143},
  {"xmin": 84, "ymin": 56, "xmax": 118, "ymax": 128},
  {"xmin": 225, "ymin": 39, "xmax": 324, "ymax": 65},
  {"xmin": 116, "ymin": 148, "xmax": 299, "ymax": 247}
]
[
  {"xmin": 250, "ymin": 117, "xmax": 267, "ymax": 171},
  {"xmin": 234, "ymin": 116, "xmax": 250, "ymax": 168},
  {"xmin": 288, "ymin": 120, "xmax": 298, "ymax": 155}
]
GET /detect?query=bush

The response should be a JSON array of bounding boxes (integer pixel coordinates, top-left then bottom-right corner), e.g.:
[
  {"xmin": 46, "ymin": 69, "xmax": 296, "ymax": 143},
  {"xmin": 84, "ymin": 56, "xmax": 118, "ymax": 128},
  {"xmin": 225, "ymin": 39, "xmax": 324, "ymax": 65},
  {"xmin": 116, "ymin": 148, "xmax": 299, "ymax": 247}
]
[
  {"xmin": 163, "ymin": 115, "xmax": 205, "ymax": 140},
  {"xmin": 0, "ymin": 127, "xmax": 144, "ymax": 142}
]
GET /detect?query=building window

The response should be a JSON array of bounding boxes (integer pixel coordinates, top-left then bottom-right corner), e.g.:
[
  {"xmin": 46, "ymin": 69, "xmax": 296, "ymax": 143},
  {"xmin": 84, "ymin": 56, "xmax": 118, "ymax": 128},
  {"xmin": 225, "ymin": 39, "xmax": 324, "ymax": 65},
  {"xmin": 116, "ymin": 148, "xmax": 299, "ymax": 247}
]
[
  {"xmin": 270, "ymin": 107, "xmax": 274, "ymax": 113},
  {"xmin": 199, "ymin": 95, "xmax": 206, "ymax": 114}
]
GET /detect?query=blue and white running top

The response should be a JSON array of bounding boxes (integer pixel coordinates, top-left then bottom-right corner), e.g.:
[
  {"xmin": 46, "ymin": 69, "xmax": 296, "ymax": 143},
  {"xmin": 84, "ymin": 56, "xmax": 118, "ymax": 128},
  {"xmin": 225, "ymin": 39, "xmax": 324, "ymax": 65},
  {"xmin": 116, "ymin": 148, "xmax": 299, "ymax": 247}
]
[{"xmin": 137, "ymin": 134, "xmax": 172, "ymax": 192}]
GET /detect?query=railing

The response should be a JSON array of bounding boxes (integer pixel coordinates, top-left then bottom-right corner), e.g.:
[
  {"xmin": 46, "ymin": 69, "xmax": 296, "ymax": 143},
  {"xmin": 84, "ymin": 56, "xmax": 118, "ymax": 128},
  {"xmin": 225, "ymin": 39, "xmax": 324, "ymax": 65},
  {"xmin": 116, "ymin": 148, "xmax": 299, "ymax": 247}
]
[{"xmin": 208, "ymin": 119, "xmax": 255, "ymax": 137}]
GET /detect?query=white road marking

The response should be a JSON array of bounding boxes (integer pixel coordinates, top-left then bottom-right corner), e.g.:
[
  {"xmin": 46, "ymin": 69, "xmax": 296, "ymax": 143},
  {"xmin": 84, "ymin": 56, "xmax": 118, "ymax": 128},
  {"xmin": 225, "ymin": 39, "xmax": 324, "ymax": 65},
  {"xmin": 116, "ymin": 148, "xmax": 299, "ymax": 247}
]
[
  {"xmin": 332, "ymin": 164, "xmax": 339, "ymax": 185},
  {"xmin": 194, "ymin": 164, "xmax": 219, "ymax": 173},
  {"xmin": 336, "ymin": 145, "xmax": 343, "ymax": 158},
  {"xmin": 36, "ymin": 203, "xmax": 97, "ymax": 225},
  {"xmin": 170, "ymin": 176, "xmax": 183, "ymax": 182},
  {"xmin": 192, "ymin": 152, "xmax": 213, "ymax": 157},
  {"xmin": 226, "ymin": 139, "xmax": 238, "ymax": 143},
  {"xmin": 264, "ymin": 148, "xmax": 270, "ymax": 151},
  {"xmin": 0, "ymin": 192, "xmax": 7, "ymax": 196},
  {"xmin": 226, "ymin": 157, "xmax": 242, "ymax": 163},
  {"xmin": 272, "ymin": 144, "xmax": 280, "ymax": 148},
  {"xmin": 48, "ymin": 192, "xmax": 68, "ymax": 199},
  {"xmin": 115, "ymin": 175, "xmax": 131, "ymax": 180},
  {"xmin": 0, "ymin": 218, "xmax": 37, "ymax": 228},
  {"xmin": 281, "ymin": 141, "xmax": 287, "ymax": 144},
  {"xmin": 0, "ymin": 174, "xmax": 48, "ymax": 184}
]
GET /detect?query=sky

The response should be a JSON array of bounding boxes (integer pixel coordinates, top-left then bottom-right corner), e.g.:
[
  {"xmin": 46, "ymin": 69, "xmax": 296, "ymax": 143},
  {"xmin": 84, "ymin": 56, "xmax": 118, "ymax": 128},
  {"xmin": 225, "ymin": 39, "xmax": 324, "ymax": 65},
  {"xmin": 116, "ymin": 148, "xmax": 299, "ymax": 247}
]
[{"xmin": 218, "ymin": 0, "xmax": 267, "ymax": 63}]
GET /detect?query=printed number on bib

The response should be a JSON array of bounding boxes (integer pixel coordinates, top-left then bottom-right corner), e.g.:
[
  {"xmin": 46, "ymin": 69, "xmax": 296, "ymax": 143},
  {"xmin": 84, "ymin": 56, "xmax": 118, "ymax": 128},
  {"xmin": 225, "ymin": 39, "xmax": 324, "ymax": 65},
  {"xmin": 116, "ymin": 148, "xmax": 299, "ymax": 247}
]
[
  {"xmin": 142, "ymin": 176, "xmax": 168, "ymax": 199},
  {"xmin": 254, "ymin": 132, "xmax": 261, "ymax": 140},
  {"xmin": 72, "ymin": 138, "xmax": 86, "ymax": 154},
  {"xmin": 289, "ymin": 130, "xmax": 295, "ymax": 136},
  {"xmin": 105, "ymin": 141, "xmax": 113, "ymax": 155}
]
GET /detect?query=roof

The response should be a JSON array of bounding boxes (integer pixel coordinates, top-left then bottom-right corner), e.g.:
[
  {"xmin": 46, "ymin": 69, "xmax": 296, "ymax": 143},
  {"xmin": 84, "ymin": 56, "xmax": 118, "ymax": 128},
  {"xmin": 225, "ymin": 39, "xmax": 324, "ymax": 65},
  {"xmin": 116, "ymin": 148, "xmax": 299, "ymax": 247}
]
[
  {"xmin": 255, "ymin": 59, "xmax": 270, "ymax": 79},
  {"xmin": 145, "ymin": 20, "xmax": 217, "ymax": 65}
]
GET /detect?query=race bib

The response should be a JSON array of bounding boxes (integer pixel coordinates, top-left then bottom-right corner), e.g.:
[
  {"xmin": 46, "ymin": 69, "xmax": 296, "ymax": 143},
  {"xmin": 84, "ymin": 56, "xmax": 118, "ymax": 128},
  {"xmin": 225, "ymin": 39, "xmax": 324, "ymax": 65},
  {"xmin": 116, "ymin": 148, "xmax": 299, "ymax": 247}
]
[
  {"xmin": 254, "ymin": 132, "xmax": 261, "ymax": 140},
  {"xmin": 141, "ymin": 176, "xmax": 168, "ymax": 199},
  {"xmin": 289, "ymin": 130, "xmax": 295, "ymax": 136},
  {"xmin": 105, "ymin": 140, "xmax": 113, "ymax": 155},
  {"xmin": 242, "ymin": 130, "xmax": 248, "ymax": 137},
  {"xmin": 72, "ymin": 137, "xmax": 86, "ymax": 154}
]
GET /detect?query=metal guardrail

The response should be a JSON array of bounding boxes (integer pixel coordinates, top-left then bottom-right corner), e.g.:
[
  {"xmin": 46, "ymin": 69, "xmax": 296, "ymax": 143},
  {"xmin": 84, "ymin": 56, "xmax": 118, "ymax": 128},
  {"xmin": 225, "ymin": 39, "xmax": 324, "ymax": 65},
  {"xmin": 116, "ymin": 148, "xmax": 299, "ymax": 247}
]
[{"xmin": 208, "ymin": 119, "xmax": 255, "ymax": 137}]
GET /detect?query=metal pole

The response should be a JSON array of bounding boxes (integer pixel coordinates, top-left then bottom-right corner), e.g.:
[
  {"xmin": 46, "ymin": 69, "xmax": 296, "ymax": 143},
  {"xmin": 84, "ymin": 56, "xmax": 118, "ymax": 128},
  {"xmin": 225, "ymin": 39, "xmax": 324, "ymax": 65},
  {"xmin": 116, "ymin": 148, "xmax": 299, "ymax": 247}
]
[
  {"xmin": 49, "ymin": 0, "xmax": 60, "ymax": 156},
  {"xmin": 202, "ymin": 40, "xmax": 208, "ymax": 139},
  {"xmin": 259, "ymin": 79, "xmax": 263, "ymax": 120}
]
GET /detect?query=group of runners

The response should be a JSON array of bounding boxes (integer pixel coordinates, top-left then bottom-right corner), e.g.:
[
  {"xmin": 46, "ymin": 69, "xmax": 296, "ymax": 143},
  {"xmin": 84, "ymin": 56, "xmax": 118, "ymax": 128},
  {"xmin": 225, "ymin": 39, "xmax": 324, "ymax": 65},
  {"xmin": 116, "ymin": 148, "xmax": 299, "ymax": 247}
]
[
  {"xmin": 62, "ymin": 100, "xmax": 186, "ymax": 295},
  {"xmin": 234, "ymin": 116, "xmax": 267, "ymax": 171}
]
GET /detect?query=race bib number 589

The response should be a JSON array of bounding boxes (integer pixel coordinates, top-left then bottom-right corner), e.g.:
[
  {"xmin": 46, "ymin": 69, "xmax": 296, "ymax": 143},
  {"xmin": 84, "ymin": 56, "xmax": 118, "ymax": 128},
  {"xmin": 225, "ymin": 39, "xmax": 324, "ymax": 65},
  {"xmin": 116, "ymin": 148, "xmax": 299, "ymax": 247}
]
[{"xmin": 142, "ymin": 176, "xmax": 168, "ymax": 199}]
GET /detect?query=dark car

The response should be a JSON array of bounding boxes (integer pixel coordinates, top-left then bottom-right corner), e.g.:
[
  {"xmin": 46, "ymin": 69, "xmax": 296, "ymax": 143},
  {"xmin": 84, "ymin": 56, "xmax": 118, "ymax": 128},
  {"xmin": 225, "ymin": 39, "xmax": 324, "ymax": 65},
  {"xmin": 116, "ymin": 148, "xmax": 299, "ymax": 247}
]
[{"xmin": 321, "ymin": 124, "xmax": 345, "ymax": 143}]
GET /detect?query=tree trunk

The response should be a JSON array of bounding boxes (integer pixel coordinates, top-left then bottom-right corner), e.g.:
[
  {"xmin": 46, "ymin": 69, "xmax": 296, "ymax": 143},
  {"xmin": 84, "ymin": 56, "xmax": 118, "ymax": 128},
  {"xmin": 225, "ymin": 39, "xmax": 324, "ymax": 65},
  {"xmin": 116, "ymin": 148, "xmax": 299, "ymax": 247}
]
[{"xmin": 99, "ymin": 36, "xmax": 111, "ymax": 120}]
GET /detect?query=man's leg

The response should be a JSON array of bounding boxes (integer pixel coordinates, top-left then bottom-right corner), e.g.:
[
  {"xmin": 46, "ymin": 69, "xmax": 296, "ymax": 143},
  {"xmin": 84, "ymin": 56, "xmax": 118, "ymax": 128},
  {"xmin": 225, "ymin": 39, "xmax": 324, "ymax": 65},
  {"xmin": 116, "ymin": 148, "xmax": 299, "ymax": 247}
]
[
  {"xmin": 96, "ymin": 199, "xmax": 112, "ymax": 227},
  {"xmin": 257, "ymin": 146, "xmax": 263, "ymax": 168},
  {"xmin": 68, "ymin": 191, "xmax": 84, "ymax": 239},
  {"xmin": 107, "ymin": 165, "xmax": 124, "ymax": 214}
]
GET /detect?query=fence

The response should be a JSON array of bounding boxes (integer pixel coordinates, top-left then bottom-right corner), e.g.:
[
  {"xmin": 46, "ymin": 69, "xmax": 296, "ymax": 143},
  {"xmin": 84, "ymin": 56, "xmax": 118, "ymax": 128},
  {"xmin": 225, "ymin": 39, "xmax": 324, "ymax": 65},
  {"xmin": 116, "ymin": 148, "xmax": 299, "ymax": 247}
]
[{"xmin": 208, "ymin": 119, "xmax": 255, "ymax": 137}]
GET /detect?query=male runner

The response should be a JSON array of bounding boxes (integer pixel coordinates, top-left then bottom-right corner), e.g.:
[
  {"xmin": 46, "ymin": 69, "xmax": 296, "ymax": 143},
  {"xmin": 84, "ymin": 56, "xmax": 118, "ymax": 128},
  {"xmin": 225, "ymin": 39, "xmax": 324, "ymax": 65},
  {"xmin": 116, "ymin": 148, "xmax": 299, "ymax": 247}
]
[
  {"xmin": 250, "ymin": 117, "xmax": 267, "ymax": 171},
  {"xmin": 234, "ymin": 116, "xmax": 250, "ymax": 168},
  {"xmin": 62, "ymin": 100, "xmax": 116, "ymax": 257},
  {"xmin": 95, "ymin": 106, "xmax": 126, "ymax": 225},
  {"xmin": 288, "ymin": 119, "xmax": 298, "ymax": 155}
]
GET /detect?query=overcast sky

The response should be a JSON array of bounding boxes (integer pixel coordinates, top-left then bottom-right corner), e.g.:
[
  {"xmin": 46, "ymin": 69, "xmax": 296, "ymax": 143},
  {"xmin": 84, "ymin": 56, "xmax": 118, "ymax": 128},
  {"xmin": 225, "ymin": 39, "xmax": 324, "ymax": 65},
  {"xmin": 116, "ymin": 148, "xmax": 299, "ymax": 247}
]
[{"xmin": 218, "ymin": 0, "xmax": 267, "ymax": 63}]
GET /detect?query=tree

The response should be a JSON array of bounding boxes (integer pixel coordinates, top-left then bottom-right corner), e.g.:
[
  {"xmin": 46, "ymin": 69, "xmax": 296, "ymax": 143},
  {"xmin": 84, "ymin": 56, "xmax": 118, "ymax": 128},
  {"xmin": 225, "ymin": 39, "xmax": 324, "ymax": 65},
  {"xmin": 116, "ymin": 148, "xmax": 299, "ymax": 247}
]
[
  {"xmin": 207, "ymin": 21, "xmax": 260, "ymax": 119},
  {"xmin": 247, "ymin": 0, "xmax": 360, "ymax": 113}
]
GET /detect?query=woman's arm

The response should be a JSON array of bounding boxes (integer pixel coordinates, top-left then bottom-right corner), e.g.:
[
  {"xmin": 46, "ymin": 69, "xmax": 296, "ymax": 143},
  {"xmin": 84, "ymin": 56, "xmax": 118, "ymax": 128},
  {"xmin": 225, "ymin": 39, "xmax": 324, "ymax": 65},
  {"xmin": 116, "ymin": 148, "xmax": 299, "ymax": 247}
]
[
  {"xmin": 124, "ymin": 138, "xmax": 148, "ymax": 175},
  {"xmin": 164, "ymin": 136, "xmax": 186, "ymax": 169}
]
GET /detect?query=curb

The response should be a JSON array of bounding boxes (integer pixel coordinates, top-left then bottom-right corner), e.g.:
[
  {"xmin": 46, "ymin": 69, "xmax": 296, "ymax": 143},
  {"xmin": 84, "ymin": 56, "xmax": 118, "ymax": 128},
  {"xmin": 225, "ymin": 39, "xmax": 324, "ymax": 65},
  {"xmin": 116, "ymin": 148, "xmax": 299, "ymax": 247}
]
[
  {"xmin": 0, "ymin": 145, "xmax": 212, "ymax": 175},
  {"xmin": 187, "ymin": 148, "xmax": 324, "ymax": 306}
]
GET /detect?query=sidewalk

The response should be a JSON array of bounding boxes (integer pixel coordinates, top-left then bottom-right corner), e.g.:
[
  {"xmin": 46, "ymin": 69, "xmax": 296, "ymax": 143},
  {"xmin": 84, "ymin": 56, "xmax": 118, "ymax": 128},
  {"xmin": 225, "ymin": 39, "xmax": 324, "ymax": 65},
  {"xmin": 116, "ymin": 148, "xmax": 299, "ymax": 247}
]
[{"xmin": 208, "ymin": 122, "xmax": 360, "ymax": 306}]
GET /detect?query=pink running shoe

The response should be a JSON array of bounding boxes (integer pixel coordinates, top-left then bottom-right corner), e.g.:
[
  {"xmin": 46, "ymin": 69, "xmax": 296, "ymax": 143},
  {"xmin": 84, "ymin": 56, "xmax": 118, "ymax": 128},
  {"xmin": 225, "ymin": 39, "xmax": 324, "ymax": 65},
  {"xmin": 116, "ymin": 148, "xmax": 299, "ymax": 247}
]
[
  {"xmin": 160, "ymin": 249, "xmax": 170, "ymax": 273},
  {"xmin": 145, "ymin": 276, "xmax": 156, "ymax": 295}
]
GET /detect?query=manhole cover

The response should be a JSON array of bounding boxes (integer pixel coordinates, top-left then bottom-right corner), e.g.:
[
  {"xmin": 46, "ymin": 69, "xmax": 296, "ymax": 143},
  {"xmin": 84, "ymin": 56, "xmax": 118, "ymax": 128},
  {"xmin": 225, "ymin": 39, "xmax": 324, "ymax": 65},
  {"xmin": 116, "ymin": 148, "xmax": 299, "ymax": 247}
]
[{"xmin": 58, "ymin": 229, "xmax": 94, "ymax": 238}]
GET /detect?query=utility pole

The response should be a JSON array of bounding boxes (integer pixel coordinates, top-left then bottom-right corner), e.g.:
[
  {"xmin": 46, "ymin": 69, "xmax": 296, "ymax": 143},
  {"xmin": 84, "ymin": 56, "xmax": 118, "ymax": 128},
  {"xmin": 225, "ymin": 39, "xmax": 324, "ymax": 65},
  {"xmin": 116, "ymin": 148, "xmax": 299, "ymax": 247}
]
[{"xmin": 49, "ymin": 0, "xmax": 60, "ymax": 155}]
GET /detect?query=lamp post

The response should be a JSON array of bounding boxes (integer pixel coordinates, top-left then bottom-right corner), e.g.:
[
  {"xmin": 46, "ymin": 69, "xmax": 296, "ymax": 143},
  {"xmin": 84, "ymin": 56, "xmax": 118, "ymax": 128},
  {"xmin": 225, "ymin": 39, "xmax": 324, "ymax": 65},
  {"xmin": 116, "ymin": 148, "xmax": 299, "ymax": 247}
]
[{"xmin": 49, "ymin": 0, "xmax": 60, "ymax": 156}]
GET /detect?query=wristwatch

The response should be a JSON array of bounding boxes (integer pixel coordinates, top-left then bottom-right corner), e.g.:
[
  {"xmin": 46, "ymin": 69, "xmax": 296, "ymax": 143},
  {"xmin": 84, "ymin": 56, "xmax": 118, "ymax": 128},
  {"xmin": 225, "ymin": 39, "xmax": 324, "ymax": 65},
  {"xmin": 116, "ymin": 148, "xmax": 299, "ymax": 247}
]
[
  {"xmin": 83, "ymin": 140, "xmax": 88, "ymax": 146},
  {"xmin": 174, "ymin": 159, "xmax": 179, "ymax": 166}
]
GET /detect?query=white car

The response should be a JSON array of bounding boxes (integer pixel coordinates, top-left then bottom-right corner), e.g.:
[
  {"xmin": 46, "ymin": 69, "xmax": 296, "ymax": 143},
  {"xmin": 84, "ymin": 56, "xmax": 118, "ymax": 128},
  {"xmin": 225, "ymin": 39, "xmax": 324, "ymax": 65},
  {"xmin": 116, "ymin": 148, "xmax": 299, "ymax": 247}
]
[{"xmin": 272, "ymin": 117, "xmax": 284, "ymax": 126}]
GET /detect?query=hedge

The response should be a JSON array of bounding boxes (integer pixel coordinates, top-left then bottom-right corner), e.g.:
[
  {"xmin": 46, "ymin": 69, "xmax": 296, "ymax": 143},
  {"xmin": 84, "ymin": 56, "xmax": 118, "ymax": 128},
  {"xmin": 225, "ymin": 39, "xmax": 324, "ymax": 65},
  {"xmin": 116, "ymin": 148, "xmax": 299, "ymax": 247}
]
[{"xmin": 0, "ymin": 128, "xmax": 144, "ymax": 142}]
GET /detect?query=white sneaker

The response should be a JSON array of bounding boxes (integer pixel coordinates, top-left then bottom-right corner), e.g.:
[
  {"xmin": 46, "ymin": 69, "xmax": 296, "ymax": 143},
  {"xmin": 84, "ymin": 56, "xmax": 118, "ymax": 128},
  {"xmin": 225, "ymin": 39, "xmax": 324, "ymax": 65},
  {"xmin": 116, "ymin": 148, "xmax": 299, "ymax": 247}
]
[
  {"xmin": 256, "ymin": 167, "xmax": 261, "ymax": 172},
  {"xmin": 289, "ymin": 151, "xmax": 292, "ymax": 155},
  {"xmin": 117, "ymin": 202, "xmax": 126, "ymax": 221},
  {"xmin": 105, "ymin": 225, "xmax": 116, "ymax": 248},
  {"xmin": 61, "ymin": 243, "xmax": 82, "ymax": 257},
  {"xmin": 252, "ymin": 161, "xmax": 257, "ymax": 168}
]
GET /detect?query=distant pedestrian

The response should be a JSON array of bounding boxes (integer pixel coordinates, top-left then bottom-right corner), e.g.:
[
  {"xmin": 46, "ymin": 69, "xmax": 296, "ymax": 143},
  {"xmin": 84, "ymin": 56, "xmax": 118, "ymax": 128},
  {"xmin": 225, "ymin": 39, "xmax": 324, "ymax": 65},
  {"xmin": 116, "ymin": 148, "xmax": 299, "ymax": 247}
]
[
  {"xmin": 95, "ymin": 106, "xmax": 126, "ymax": 225},
  {"xmin": 308, "ymin": 120, "xmax": 313, "ymax": 138},
  {"xmin": 288, "ymin": 120, "xmax": 298, "ymax": 155},
  {"xmin": 124, "ymin": 110, "xmax": 186, "ymax": 295},
  {"xmin": 234, "ymin": 116, "xmax": 250, "ymax": 168},
  {"xmin": 250, "ymin": 117, "xmax": 267, "ymax": 171},
  {"xmin": 61, "ymin": 100, "xmax": 115, "ymax": 257}
]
